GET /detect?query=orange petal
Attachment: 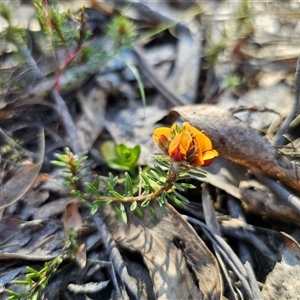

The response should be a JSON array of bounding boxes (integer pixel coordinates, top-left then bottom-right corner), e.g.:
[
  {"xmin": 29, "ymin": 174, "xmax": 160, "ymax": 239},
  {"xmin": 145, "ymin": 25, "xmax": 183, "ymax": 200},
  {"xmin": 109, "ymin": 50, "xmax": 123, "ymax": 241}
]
[
  {"xmin": 184, "ymin": 122, "xmax": 212, "ymax": 151},
  {"xmin": 191, "ymin": 154, "xmax": 204, "ymax": 166},
  {"xmin": 179, "ymin": 130, "xmax": 193, "ymax": 158},
  {"xmin": 152, "ymin": 127, "xmax": 171, "ymax": 144},
  {"xmin": 169, "ymin": 133, "xmax": 186, "ymax": 161},
  {"xmin": 196, "ymin": 132, "xmax": 213, "ymax": 152},
  {"xmin": 183, "ymin": 122, "xmax": 203, "ymax": 136}
]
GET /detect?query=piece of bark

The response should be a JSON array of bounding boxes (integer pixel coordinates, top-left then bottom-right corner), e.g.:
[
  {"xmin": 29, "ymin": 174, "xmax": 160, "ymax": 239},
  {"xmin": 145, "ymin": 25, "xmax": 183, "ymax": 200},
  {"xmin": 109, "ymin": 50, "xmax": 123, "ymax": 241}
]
[{"xmin": 170, "ymin": 105, "xmax": 300, "ymax": 192}]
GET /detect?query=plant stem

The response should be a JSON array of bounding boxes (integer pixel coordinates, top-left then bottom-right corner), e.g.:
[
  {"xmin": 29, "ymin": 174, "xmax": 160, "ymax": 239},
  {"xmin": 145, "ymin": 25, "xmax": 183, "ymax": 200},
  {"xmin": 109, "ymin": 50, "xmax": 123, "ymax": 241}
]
[{"xmin": 92, "ymin": 162, "xmax": 188, "ymax": 204}]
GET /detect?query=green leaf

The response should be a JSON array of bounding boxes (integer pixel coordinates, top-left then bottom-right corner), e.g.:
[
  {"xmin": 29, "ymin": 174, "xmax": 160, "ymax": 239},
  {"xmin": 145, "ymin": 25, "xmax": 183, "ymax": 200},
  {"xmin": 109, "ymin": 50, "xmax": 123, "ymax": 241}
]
[
  {"xmin": 125, "ymin": 64, "xmax": 146, "ymax": 108},
  {"xmin": 116, "ymin": 144, "xmax": 130, "ymax": 159},
  {"xmin": 106, "ymin": 158, "xmax": 131, "ymax": 171},
  {"xmin": 102, "ymin": 143, "xmax": 140, "ymax": 171},
  {"xmin": 112, "ymin": 204, "xmax": 127, "ymax": 223},
  {"xmin": 26, "ymin": 266, "xmax": 40, "ymax": 276},
  {"xmin": 147, "ymin": 169, "xmax": 165, "ymax": 185},
  {"xmin": 157, "ymin": 196, "xmax": 168, "ymax": 216},
  {"xmin": 147, "ymin": 205, "xmax": 158, "ymax": 222},
  {"xmin": 50, "ymin": 160, "xmax": 68, "ymax": 167},
  {"xmin": 92, "ymin": 175, "xmax": 100, "ymax": 190},
  {"xmin": 109, "ymin": 172, "xmax": 118, "ymax": 188},
  {"xmin": 131, "ymin": 145, "xmax": 141, "ymax": 162},
  {"xmin": 124, "ymin": 172, "xmax": 133, "ymax": 196},
  {"xmin": 188, "ymin": 170, "xmax": 207, "ymax": 178},
  {"xmin": 173, "ymin": 189, "xmax": 190, "ymax": 204},
  {"xmin": 11, "ymin": 280, "xmax": 28, "ymax": 285},
  {"xmin": 141, "ymin": 173, "xmax": 155, "ymax": 192},
  {"xmin": 161, "ymin": 192, "xmax": 167, "ymax": 203},
  {"xmin": 153, "ymin": 165, "xmax": 168, "ymax": 177},
  {"xmin": 173, "ymin": 182, "xmax": 186, "ymax": 192},
  {"xmin": 149, "ymin": 170, "xmax": 162, "ymax": 182},
  {"xmin": 166, "ymin": 193, "xmax": 184, "ymax": 206},
  {"xmin": 116, "ymin": 144, "xmax": 141, "ymax": 168},
  {"xmin": 5, "ymin": 289, "xmax": 26, "ymax": 297},
  {"xmin": 109, "ymin": 190, "xmax": 124, "ymax": 200},
  {"xmin": 104, "ymin": 173, "xmax": 118, "ymax": 192},
  {"xmin": 141, "ymin": 199, "xmax": 150, "ymax": 207},
  {"xmin": 100, "ymin": 140, "xmax": 117, "ymax": 161},
  {"xmin": 180, "ymin": 183, "xmax": 196, "ymax": 189},
  {"xmin": 120, "ymin": 203, "xmax": 127, "ymax": 223},
  {"xmin": 81, "ymin": 199, "xmax": 94, "ymax": 209},
  {"xmin": 93, "ymin": 199, "xmax": 112, "ymax": 205},
  {"xmin": 91, "ymin": 205, "xmax": 98, "ymax": 215},
  {"xmin": 159, "ymin": 203, "xmax": 168, "ymax": 216},
  {"xmin": 85, "ymin": 182, "xmax": 101, "ymax": 195},
  {"xmin": 134, "ymin": 205, "xmax": 144, "ymax": 218},
  {"xmin": 151, "ymin": 155, "xmax": 171, "ymax": 167},
  {"xmin": 130, "ymin": 201, "xmax": 137, "ymax": 211},
  {"xmin": 32, "ymin": 292, "xmax": 39, "ymax": 300}
]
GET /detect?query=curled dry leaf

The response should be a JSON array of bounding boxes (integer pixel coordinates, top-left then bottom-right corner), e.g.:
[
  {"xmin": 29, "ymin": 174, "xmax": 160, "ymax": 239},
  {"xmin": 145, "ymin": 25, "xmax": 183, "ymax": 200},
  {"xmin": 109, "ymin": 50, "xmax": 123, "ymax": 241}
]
[
  {"xmin": 103, "ymin": 202, "xmax": 222, "ymax": 300},
  {"xmin": 170, "ymin": 105, "xmax": 300, "ymax": 191}
]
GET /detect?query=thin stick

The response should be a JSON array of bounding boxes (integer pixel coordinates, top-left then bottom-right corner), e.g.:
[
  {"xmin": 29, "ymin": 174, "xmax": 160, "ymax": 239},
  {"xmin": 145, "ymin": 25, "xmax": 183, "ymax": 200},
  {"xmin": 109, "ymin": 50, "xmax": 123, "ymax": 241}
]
[{"xmin": 94, "ymin": 215, "xmax": 142, "ymax": 299}]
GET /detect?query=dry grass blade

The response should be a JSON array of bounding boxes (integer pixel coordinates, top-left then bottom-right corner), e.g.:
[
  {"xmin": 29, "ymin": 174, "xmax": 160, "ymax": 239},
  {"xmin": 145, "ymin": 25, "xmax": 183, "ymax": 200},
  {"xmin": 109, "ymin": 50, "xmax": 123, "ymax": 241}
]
[{"xmin": 170, "ymin": 105, "xmax": 300, "ymax": 191}]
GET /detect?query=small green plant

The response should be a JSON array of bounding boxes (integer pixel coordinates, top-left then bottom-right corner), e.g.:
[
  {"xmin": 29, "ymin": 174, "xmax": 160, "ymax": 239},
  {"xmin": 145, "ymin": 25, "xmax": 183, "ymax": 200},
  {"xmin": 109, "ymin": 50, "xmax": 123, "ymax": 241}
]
[
  {"xmin": 0, "ymin": 138, "xmax": 26, "ymax": 163},
  {"xmin": 204, "ymin": 0, "xmax": 254, "ymax": 66},
  {"xmin": 224, "ymin": 75, "xmax": 241, "ymax": 90},
  {"xmin": 101, "ymin": 141, "xmax": 141, "ymax": 175},
  {"xmin": 5, "ymin": 228, "xmax": 80, "ymax": 300},
  {"xmin": 107, "ymin": 14, "xmax": 137, "ymax": 49},
  {"xmin": 51, "ymin": 122, "xmax": 218, "ymax": 223},
  {"xmin": 51, "ymin": 147, "xmax": 89, "ymax": 189}
]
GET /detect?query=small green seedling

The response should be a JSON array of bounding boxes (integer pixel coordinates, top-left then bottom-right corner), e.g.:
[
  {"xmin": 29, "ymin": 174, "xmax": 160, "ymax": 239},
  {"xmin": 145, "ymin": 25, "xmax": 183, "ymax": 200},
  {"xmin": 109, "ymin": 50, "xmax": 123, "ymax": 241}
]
[{"xmin": 101, "ymin": 141, "xmax": 141, "ymax": 175}]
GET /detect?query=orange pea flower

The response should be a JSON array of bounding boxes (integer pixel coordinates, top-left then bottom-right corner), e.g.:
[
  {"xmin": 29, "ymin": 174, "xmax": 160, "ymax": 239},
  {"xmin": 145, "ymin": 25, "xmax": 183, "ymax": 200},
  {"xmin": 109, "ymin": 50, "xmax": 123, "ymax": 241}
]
[{"xmin": 152, "ymin": 122, "xmax": 218, "ymax": 167}]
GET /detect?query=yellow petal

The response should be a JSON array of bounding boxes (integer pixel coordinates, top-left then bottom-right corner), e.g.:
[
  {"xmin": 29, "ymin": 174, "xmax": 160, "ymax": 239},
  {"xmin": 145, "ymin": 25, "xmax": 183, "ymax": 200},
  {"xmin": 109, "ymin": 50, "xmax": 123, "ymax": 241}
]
[
  {"xmin": 203, "ymin": 149, "xmax": 218, "ymax": 160},
  {"xmin": 202, "ymin": 150, "xmax": 218, "ymax": 166}
]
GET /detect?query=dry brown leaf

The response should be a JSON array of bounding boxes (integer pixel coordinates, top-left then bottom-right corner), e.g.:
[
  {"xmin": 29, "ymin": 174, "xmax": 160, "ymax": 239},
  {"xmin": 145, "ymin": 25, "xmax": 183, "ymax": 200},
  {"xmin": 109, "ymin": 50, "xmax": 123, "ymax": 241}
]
[
  {"xmin": 103, "ymin": 202, "xmax": 222, "ymax": 300},
  {"xmin": 63, "ymin": 203, "xmax": 83, "ymax": 232},
  {"xmin": 262, "ymin": 233, "xmax": 300, "ymax": 299},
  {"xmin": 170, "ymin": 105, "xmax": 300, "ymax": 191},
  {"xmin": 62, "ymin": 202, "xmax": 86, "ymax": 268},
  {"xmin": 0, "ymin": 218, "xmax": 62, "ymax": 261},
  {"xmin": 76, "ymin": 88, "xmax": 107, "ymax": 151},
  {"xmin": 0, "ymin": 129, "xmax": 45, "ymax": 210}
]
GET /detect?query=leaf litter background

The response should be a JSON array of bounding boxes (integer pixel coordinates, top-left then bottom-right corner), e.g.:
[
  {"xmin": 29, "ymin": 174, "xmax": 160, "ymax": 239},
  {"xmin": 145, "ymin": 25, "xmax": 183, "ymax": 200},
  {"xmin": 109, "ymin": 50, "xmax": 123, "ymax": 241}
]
[{"xmin": 1, "ymin": 0, "xmax": 300, "ymax": 299}]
